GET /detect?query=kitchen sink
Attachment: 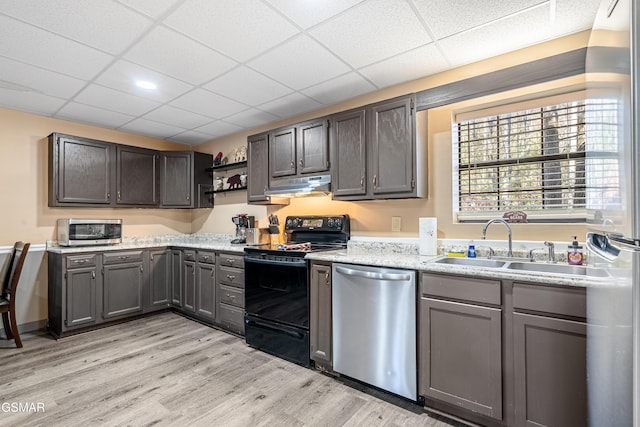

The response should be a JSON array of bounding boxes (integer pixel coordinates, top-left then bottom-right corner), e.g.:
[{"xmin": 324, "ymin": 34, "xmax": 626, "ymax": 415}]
[
  {"xmin": 434, "ymin": 257, "xmax": 507, "ymax": 268},
  {"xmin": 505, "ymin": 262, "xmax": 610, "ymax": 277}
]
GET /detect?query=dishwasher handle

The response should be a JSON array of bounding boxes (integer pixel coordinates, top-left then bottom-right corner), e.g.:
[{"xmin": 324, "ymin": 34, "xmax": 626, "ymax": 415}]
[{"xmin": 334, "ymin": 265, "xmax": 412, "ymax": 281}]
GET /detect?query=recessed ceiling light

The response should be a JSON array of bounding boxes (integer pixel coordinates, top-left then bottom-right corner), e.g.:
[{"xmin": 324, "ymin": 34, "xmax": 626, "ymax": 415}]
[{"xmin": 135, "ymin": 80, "xmax": 157, "ymax": 90}]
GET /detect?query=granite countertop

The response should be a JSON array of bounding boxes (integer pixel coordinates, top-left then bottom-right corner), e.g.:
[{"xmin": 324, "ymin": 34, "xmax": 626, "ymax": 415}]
[
  {"xmin": 305, "ymin": 241, "xmax": 614, "ymax": 288},
  {"xmin": 46, "ymin": 233, "xmax": 247, "ymax": 254}
]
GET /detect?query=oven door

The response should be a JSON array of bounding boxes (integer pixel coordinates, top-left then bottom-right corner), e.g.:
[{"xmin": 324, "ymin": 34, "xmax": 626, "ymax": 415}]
[{"xmin": 244, "ymin": 256, "xmax": 309, "ymax": 329}]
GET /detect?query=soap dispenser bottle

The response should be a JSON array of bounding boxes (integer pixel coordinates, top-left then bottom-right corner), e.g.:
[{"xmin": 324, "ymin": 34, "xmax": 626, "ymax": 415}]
[
  {"xmin": 467, "ymin": 240, "xmax": 477, "ymax": 258},
  {"xmin": 567, "ymin": 236, "xmax": 584, "ymax": 265}
]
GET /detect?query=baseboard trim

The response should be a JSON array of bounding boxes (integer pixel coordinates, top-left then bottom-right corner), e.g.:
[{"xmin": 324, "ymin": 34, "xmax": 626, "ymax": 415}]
[{"xmin": 0, "ymin": 318, "xmax": 47, "ymax": 338}]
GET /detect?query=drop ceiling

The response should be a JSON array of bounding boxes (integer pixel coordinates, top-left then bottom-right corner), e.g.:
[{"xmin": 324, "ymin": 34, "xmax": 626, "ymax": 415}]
[{"xmin": 0, "ymin": 0, "xmax": 600, "ymax": 146}]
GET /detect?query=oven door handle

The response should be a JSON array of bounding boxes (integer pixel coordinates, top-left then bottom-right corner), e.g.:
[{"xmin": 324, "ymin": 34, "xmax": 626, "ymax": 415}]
[
  {"xmin": 244, "ymin": 257, "xmax": 307, "ymax": 268},
  {"xmin": 245, "ymin": 318, "xmax": 306, "ymax": 339}
]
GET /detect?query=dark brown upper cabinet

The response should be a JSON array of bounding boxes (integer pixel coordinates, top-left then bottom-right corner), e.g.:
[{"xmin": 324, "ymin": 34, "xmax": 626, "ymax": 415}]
[
  {"xmin": 246, "ymin": 132, "xmax": 290, "ymax": 206},
  {"xmin": 270, "ymin": 126, "xmax": 297, "ymax": 178},
  {"xmin": 48, "ymin": 132, "xmax": 211, "ymax": 209},
  {"xmin": 49, "ymin": 133, "xmax": 114, "ymax": 206},
  {"xmin": 159, "ymin": 151, "xmax": 213, "ymax": 209},
  {"xmin": 331, "ymin": 94, "xmax": 426, "ymax": 200},
  {"xmin": 269, "ymin": 119, "xmax": 330, "ymax": 180},
  {"xmin": 116, "ymin": 145, "xmax": 158, "ymax": 206}
]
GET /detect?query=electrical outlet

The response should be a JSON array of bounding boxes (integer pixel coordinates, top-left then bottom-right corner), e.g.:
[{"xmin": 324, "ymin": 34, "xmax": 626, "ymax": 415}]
[{"xmin": 391, "ymin": 216, "xmax": 402, "ymax": 232}]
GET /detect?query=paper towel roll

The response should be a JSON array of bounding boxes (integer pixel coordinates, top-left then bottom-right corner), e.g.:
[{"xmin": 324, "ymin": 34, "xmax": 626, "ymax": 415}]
[{"xmin": 419, "ymin": 217, "xmax": 438, "ymax": 255}]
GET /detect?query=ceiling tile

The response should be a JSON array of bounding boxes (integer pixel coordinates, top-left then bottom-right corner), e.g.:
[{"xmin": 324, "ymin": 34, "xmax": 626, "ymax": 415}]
[
  {"xmin": 116, "ymin": 0, "xmax": 181, "ymax": 19},
  {"xmin": 0, "ymin": 56, "xmax": 86, "ymax": 99},
  {"xmin": 142, "ymin": 105, "xmax": 213, "ymax": 129},
  {"xmin": 224, "ymin": 109, "xmax": 280, "ymax": 128},
  {"xmin": 119, "ymin": 117, "xmax": 187, "ymax": 139},
  {"xmin": 124, "ymin": 26, "xmax": 237, "ymax": 85},
  {"xmin": 0, "ymin": 0, "xmax": 152, "ymax": 55},
  {"xmin": 552, "ymin": 0, "xmax": 601, "ymax": 37},
  {"xmin": 0, "ymin": 89, "xmax": 66, "ymax": 116},
  {"xmin": 194, "ymin": 121, "xmax": 244, "ymax": 139},
  {"xmin": 438, "ymin": 5, "xmax": 552, "ymax": 67},
  {"xmin": 310, "ymin": 0, "xmax": 431, "ymax": 68},
  {"xmin": 167, "ymin": 130, "xmax": 214, "ymax": 146},
  {"xmin": 302, "ymin": 72, "xmax": 376, "ymax": 104},
  {"xmin": 359, "ymin": 44, "xmax": 450, "ymax": 87},
  {"xmin": 74, "ymin": 84, "xmax": 160, "ymax": 116},
  {"xmin": 164, "ymin": 0, "xmax": 299, "ymax": 62},
  {"xmin": 170, "ymin": 89, "xmax": 248, "ymax": 119},
  {"xmin": 413, "ymin": 0, "xmax": 543, "ymax": 39},
  {"xmin": 0, "ymin": 15, "xmax": 113, "ymax": 80},
  {"xmin": 56, "ymin": 102, "xmax": 135, "ymax": 128},
  {"xmin": 95, "ymin": 60, "xmax": 192, "ymax": 103},
  {"xmin": 204, "ymin": 66, "xmax": 293, "ymax": 106},
  {"xmin": 248, "ymin": 35, "xmax": 350, "ymax": 90},
  {"xmin": 259, "ymin": 93, "xmax": 323, "ymax": 118},
  {"xmin": 265, "ymin": 0, "xmax": 365, "ymax": 29}
]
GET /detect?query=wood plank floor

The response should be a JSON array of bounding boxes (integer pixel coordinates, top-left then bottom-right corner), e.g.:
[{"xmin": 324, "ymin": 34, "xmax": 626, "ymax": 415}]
[{"xmin": 0, "ymin": 312, "xmax": 460, "ymax": 426}]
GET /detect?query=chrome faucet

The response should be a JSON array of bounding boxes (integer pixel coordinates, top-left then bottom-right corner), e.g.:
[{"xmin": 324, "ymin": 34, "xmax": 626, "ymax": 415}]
[
  {"xmin": 544, "ymin": 241, "xmax": 555, "ymax": 263},
  {"xmin": 481, "ymin": 219, "xmax": 513, "ymax": 257}
]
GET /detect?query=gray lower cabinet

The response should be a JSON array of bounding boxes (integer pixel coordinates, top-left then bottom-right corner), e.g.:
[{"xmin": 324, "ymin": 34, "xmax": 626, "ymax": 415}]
[
  {"xmin": 182, "ymin": 251, "xmax": 196, "ymax": 313},
  {"xmin": 149, "ymin": 249, "xmax": 171, "ymax": 309},
  {"xmin": 216, "ymin": 252, "xmax": 245, "ymax": 335},
  {"xmin": 64, "ymin": 254, "xmax": 99, "ymax": 329},
  {"xmin": 310, "ymin": 262, "xmax": 332, "ymax": 370},
  {"xmin": 512, "ymin": 282, "xmax": 587, "ymax": 427},
  {"xmin": 195, "ymin": 251, "xmax": 216, "ymax": 321},
  {"xmin": 102, "ymin": 251, "xmax": 144, "ymax": 319},
  {"xmin": 419, "ymin": 273, "xmax": 503, "ymax": 420},
  {"xmin": 170, "ymin": 249, "xmax": 183, "ymax": 307}
]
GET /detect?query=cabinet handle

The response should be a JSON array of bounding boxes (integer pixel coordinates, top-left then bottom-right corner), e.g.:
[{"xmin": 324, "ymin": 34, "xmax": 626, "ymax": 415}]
[
  {"xmin": 118, "ymin": 255, "xmax": 130, "ymax": 260},
  {"xmin": 211, "ymin": 270, "xmax": 214, "ymax": 278},
  {"xmin": 227, "ymin": 259, "xmax": 235, "ymax": 265},
  {"xmin": 373, "ymin": 175, "xmax": 378, "ymax": 188},
  {"xmin": 299, "ymin": 159, "xmax": 304, "ymax": 168},
  {"xmin": 140, "ymin": 266, "xmax": 144, "ymax": 272},
  {"xmin": 186, "ymin": 195, "xmax": 190, "ymax": 201},
  {"xmin": 360, "ymin": 176, "xmax": 364, "ymax": 187},
  {"xmin": 226, "ymin": 274, "xmax": 235, "ymax": 281},
  {"xmin": 325, "ymin": 272, "xmax": 330, "ymax": 285},
  {"xmin": 290, "ymin": 160, "xmax": 295, "ymax": 169},
  {"xmin": 107, "ymin": 192, "xmax": 111, "ymax": 200},
  {"xmin": 117, "ymin": 191, "xmax": 121, "ymax": 200},
  {"xmin": 91, "ymin": 271, "xmax": 95, "ymax": 279},
  {"xmin": 74, "ymin": 259, "xmax": 87, "ymax": 264},
  {"xmin": 227, "ymin": 294, "xmax": 235, "ymax": 300}
]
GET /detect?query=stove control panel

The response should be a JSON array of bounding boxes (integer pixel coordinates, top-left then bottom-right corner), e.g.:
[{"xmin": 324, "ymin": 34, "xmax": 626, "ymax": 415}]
[{"xmin": 284, "ymin": 215, "xmax": 349, "ymax": 232}]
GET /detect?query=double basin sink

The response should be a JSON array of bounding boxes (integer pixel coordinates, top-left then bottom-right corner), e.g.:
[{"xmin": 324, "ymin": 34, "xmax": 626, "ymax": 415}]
[{"xmin": 434, "ymin": 256, "xmax": 609, "ymax": 278}]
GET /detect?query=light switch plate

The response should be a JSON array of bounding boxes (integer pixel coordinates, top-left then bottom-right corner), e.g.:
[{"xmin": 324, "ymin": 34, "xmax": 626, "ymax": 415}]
[{"xmin": 391, "ymin": 216, "xmax": 402, "ymax": 232}]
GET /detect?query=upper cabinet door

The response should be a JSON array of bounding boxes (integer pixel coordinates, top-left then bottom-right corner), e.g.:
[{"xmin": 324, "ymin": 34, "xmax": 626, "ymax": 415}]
[
  {"xmin": 160, "ymin": 152, "xmax": 192, "ymax": 207},
  {"xmin": 270, "ymin": 126, "xmax": 297, "ymax": 178},
  {"xmin": 116, "ymin": 146, "xmax": 158, "ymax": 206},
  {"xmin": 297, "ymin": 119, "xmax": 329, "ymax": 175},
  {"xmin": 330, "ymin": 108, "xmax": 367, "ymax": 198},
  {"xmin": 247, "ymin": 133, "xmax": 270, "ymax": 203},
  {"xmin": 51, "ymin": 133, "xmax": 113, "ymax": 205},
  {"xmin": 370, "ymin": 96, "xmax": 415, "ymax": 196}
]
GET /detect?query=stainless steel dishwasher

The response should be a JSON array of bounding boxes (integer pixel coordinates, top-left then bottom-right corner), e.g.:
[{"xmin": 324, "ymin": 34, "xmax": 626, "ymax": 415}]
[{"xmin": 332, "ymin": 263, "xmax": 417, "ymax": 400}]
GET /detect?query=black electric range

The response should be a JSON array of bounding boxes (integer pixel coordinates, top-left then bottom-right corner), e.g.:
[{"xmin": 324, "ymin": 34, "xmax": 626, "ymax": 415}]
[{"xmin": 243, "ymin": 215, "xmax": 350, "ymax": 366}]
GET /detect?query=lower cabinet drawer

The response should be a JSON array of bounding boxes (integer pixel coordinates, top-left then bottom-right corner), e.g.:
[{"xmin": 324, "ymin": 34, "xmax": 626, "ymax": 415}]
[
  {"xmin": 218, "ymin": 265, "xmax": 244, "ymax": 288},
  {"xmin": 219, "ymin": 284, "xmax": 244, "ymax": 308},
  {"xmin": 103, "ymin": 250, "xmax": 144, "ymax": 265},
  {"xmin": 219, "ymin": 303, "xmax": 244, "ymax": 327}
]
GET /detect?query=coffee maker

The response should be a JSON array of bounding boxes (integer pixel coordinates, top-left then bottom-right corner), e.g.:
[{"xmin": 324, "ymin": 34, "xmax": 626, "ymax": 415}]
[{"xmin": 231, "ymin": 214, "xmax": 254, "ymax": 244}]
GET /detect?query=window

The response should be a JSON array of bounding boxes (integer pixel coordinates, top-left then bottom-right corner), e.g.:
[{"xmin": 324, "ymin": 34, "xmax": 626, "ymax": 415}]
[{"xmin": 454, "ymin": 96, "xmax": 590, "ymax": 222}]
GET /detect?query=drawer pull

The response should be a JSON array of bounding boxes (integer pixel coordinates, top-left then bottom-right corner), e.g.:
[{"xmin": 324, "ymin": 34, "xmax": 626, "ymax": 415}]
[
  {"xmin": 118, "ymin": 255, "xmax": 130, "ymax": 260},
  {"xmin": 227, "ymin": 258, "xmax": 235, "ymax": 265},
  {"xmin": 226, "ymin": 293, "xmax": 235, "ymax": 300},
  {"xmin": 74, "ymin": 259, "xmax": 88, "ymax": 264},
  {"xmin": 226, "ymin": 274, "xmax": 236, "ymax": 281}
]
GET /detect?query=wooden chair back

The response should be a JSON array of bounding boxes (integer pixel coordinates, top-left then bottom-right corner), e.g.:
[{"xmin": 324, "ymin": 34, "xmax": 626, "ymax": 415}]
[{"xmin": 1, "ymin": 242, "xmax": 30, "ymax": 301}]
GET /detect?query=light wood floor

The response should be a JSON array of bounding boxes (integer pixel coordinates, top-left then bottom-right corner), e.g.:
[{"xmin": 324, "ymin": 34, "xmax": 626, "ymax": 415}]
[{"xmin": 0, "ymin": 312, "xmax": 459, "ymax": 427}]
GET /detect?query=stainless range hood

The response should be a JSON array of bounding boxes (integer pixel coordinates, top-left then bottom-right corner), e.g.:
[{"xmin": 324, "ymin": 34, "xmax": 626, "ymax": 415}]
[{"xmin": 264, "ymin": 174, "xmax": 331, "ymax": 197}]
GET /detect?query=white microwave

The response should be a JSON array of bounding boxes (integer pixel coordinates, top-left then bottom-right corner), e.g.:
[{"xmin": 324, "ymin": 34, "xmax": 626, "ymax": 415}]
[{"xmin": 57, "ymin": 218, "xmax": 122, "ymax": 246}]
